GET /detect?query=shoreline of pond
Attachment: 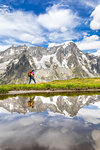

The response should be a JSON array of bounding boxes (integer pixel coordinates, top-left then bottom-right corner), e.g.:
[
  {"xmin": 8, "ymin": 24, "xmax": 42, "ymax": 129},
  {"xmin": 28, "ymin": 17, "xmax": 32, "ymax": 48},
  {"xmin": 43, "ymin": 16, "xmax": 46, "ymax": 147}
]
[{"xmin": 1, "ymin": 89, "xmax": 100, "ymax": 95}]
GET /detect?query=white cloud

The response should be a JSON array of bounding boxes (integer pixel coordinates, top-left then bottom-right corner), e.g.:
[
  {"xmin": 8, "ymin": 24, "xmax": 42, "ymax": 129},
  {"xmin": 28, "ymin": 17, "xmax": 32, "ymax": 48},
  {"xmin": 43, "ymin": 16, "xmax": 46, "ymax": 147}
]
[
  {"xmin": 20, "ymin": 33, "xmax": 45, "ymax": 44},
  {"xmin": 38, "ymin": 5, "xmax": 79, "ymax": 31},
  {"xmin": 0, "ymin": 5, "xmax": 9, "ymax": 12},
  {"xmin": 76, "ymin": 35, "xmax": 100, "ymax": 51},
  {"xmin": 90, "ymin": 5, "xmax": 100, "ymax": 30},
  {"xmin": 0, "ymin": 7, "xmax": 45, "ymax": 46},
  {"xmin": 84, "ymin": 35, "xmax": 99, "ymax": 41},
  {"xmin": 0, "ymin": 5, "xmax": 80, "ymax": 51},
  {"xmin": 49, "ymin": 30, "xmax": 79, "ymax": 43}
]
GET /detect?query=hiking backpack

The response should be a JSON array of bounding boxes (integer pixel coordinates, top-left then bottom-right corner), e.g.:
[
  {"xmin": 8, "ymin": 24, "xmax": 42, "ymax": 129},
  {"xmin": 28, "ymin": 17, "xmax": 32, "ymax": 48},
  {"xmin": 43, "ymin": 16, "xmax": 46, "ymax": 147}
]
[{"xmin": 28, "ymin": 70, "xmax": 31, "ymax": 77}]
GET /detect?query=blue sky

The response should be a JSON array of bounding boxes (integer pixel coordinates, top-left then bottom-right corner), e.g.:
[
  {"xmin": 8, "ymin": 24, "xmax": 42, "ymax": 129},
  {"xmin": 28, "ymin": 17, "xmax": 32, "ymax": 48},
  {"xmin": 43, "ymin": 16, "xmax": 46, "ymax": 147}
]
[{"xmin": 0, "ymin": 0, "xmax": 100, "ymax": 53}]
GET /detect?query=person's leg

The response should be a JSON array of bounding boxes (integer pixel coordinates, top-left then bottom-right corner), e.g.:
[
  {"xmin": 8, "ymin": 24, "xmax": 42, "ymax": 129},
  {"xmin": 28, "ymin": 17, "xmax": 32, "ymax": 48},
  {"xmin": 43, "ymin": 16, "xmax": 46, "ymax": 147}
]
[
  {"xmin": 33, "ymin": 78, "xmax": 36, "ymax": 83},
  {"xmin": 32, "ymin": 76, "xmax": 36, "ymax": 83},
  {"xmin": 29, "ymin": 76, "xmax": 31, "ymax": 84}
]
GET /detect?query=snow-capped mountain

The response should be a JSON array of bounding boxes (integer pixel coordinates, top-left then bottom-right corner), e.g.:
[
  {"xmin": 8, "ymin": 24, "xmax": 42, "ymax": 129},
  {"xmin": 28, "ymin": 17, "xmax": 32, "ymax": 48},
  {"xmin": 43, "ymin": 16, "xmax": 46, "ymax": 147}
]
[
  {"xmin": 0, "ymin": 95, "xmax": 99, "ymax": 117},
  {"xmin": 0, "ymin": 42, "xmax": 100, "ymax": 84}
]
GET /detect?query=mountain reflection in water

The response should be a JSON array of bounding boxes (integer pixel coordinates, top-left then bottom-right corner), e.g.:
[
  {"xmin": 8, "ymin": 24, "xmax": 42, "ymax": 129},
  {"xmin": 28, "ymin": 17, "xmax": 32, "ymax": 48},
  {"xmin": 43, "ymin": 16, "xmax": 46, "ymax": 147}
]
[{"xmin": 0, "ymin": 95, "xmax": 100, "ymax": 150}]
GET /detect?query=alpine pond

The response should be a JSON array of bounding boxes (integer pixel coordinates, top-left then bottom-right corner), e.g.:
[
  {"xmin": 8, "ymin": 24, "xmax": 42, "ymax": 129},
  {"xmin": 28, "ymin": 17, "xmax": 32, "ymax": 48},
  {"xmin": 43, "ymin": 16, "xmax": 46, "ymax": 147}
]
[{"xmin": 0, "ymin": 94, "xmax": 100, "ymax": 150}]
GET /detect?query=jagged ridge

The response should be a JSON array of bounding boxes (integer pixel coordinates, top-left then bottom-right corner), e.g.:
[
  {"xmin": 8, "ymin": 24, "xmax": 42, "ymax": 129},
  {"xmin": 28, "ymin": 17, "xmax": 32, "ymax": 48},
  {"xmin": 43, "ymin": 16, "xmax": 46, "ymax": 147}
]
[{"xmin": 0, "ymin": 42, "xmax": 100, "ymax": 84}]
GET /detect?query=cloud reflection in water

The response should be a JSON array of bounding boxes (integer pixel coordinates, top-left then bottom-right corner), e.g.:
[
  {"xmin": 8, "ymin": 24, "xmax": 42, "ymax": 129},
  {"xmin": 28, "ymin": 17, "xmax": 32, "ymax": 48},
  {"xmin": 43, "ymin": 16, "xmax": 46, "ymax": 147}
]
[{"xmin": 0, "ymin": 95, "xmax": 100, "ymax": 150}]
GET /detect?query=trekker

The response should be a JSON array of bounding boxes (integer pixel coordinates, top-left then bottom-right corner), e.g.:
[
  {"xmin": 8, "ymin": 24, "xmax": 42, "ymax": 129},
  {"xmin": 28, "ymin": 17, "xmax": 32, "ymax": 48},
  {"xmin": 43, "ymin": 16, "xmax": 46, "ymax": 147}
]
[{"xmin": 28, "ymin": 69, "xmax": 36, "ymax": 84}]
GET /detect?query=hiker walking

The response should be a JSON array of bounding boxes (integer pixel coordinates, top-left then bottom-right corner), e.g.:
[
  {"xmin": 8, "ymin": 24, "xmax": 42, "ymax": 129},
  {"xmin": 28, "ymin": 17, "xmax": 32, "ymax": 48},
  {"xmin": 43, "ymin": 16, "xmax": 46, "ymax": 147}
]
[{"xmin": 28, "ymin": 69, "xmax": 36, "ymax": 84}]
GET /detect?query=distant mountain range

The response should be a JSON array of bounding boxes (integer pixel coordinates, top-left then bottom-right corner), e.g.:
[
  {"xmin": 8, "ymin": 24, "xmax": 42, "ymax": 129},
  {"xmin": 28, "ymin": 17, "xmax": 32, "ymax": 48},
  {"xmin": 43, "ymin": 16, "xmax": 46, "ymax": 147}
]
[{"xmin": 0, "ymin": 42, "xmax": 100, "ymax": 84}]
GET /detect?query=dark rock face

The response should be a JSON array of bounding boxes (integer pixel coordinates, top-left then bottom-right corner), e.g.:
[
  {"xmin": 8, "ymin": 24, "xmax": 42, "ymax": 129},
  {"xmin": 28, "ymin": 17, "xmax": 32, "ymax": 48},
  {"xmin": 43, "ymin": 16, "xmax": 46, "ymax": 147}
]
[
  {"xmin": 0, "ymin": 42, "xmax": 100, "ymax": 84},
  {"xmin": 29, "ymin": 46, "xmax": 47, "ymax": 61},
  {"xmin": 7, "ymin": 54, "xmax": 30, "ymax": 77},
  {"xmin": 1, "ymin": 50, "xmax": 36, "ymax": 84},
  {"xmin": 45, "ymin": 61, "xmax": 51, "ymax": 68},
  {"xmin": 56, "ymin": 47, "xmax": 65, "ymax": 64},
  {"xmin": 97, "ymin": 58, "xmax": 100, "ymax": 74}
]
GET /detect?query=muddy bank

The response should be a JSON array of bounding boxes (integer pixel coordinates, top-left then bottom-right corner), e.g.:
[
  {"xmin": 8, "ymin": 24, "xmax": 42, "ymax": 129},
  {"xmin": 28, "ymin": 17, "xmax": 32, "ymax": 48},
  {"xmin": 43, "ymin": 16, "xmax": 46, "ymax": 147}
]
[{"xmin": 2, "ymin": 89, "xmax": 100, "ymax": 95}]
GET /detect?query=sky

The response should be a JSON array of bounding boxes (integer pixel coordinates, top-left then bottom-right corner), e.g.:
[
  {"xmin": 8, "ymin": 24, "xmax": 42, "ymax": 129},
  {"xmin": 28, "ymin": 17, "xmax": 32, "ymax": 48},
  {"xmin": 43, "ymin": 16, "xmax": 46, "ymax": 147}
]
[{"xmin": 0, "ymin": 0, "xmax": 100, "ymax": 53}]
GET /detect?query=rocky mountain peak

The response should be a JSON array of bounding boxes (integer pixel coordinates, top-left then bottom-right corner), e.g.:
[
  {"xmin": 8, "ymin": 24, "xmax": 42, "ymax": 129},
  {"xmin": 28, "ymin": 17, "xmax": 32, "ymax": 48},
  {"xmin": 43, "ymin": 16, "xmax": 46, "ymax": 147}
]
[
  {"xmin": 68, "ymin": 42, "xmax": 77, "ymax": 47},
  {"xmin": 0, "ymin": 41, "xmax": 100, "ymax": 84}
]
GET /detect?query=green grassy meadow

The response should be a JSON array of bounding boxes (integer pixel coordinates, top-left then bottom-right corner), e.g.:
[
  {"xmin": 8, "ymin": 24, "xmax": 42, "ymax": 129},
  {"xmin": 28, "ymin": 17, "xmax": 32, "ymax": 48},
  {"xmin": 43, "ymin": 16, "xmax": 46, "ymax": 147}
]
[{"xmin": 0, "ymin": 77, "xmax": 100, "ymax": 94}]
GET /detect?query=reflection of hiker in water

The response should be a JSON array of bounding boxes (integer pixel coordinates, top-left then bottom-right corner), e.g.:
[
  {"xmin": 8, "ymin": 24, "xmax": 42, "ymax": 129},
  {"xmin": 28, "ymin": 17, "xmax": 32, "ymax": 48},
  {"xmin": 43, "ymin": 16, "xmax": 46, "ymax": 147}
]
[
  {"xmin": 28, "ymin": 69, "xmax": 36, "ymax": 84},
  {"xmin": 28, "ymin": 96, "xmax": 35, "ymax": 108}
]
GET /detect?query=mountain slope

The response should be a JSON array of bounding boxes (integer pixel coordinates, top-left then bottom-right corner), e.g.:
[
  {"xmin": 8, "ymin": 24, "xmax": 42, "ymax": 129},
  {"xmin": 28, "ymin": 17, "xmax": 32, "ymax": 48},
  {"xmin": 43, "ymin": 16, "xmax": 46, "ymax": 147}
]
[{"xmin": 0, "ymin": 42, "xmax": 99, "ymax": 84}]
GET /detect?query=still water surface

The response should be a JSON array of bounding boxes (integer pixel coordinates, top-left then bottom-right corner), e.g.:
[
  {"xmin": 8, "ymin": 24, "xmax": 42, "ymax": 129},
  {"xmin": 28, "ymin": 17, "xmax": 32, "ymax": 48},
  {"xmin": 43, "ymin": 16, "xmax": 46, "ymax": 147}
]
[{"xmin": 0, "ymin": 94, "xmax": 100, "ymax": 150}]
